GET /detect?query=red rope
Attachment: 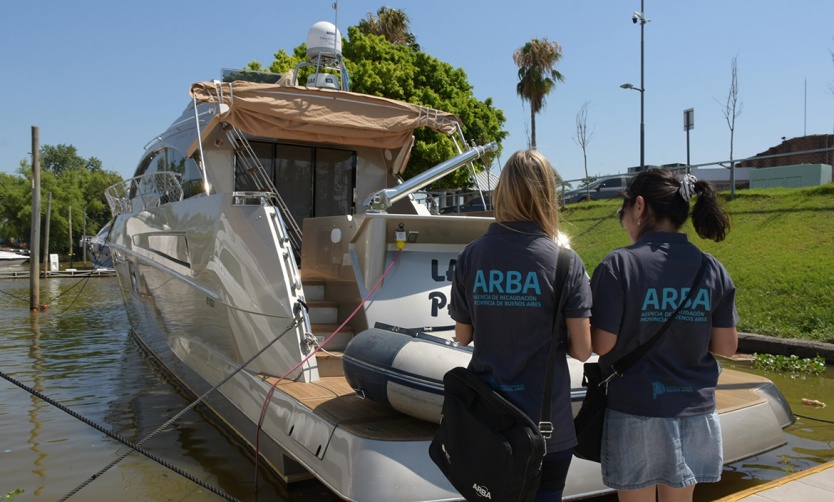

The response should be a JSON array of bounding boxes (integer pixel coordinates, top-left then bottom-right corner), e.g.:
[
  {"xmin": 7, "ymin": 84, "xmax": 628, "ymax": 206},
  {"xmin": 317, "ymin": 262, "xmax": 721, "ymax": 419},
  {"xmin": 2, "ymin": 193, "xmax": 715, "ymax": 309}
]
[{"xmin": 253, "ymin": 248, "xmax": 403, "ymax": 485}]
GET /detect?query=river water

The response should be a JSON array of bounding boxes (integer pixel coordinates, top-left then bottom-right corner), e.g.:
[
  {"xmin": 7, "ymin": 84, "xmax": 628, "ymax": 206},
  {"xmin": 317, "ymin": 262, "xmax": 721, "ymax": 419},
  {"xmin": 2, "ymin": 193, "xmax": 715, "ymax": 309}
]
[{"xmin": 1, "ymin": 275, "xmax": 832, "ymax": 501}]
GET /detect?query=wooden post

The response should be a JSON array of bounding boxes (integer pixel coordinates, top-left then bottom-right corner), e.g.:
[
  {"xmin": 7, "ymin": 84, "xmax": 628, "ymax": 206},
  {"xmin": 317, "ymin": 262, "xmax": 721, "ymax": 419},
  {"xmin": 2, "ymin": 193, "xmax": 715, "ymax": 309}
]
[
  {"xmin": 42, "ymin": 191, "xmax": 52, "ymax": 276},
  {"xmin": 68, "ymin": 205, "xmax": 73, "ymax": 269},
  {"xmin": 29, "ymin": 126, "xmax": 41, "ymax": 310},
  {"xmin": 82, "ymin": 209, "xmax": 87, "ymax": 266}
]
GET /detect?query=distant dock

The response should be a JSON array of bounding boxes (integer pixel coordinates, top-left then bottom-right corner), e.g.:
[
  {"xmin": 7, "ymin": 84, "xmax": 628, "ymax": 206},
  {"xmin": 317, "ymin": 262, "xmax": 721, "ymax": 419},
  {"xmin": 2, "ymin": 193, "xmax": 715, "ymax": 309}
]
[{"xmin": 0, "ymin": 268, "xmax": 116, "ymax": 279}]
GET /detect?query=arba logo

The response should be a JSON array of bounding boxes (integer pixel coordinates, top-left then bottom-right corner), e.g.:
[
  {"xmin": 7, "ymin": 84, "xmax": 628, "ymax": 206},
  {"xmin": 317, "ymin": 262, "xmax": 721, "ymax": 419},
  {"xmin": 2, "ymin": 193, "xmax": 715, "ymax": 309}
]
[{"xmin": 472, "ymin": 483, "xmax": 491, "ymax": 499}]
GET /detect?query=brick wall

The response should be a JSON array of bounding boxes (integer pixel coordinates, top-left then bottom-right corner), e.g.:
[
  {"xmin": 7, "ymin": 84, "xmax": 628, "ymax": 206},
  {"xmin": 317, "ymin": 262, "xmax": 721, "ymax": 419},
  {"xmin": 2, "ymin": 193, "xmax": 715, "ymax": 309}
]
[{"xmin": 738, "ymin": 134, "xmax": 834, "ymax": 168}]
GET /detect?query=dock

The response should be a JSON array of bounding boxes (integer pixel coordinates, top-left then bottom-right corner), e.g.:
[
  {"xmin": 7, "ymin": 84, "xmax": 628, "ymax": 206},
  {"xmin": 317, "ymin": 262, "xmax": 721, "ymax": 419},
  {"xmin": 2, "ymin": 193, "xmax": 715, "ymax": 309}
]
[
  {"xmin": 0, "ymin": 268, "xmax": 116, "ymax": 279},
  {"xmin": 716, "ymin": 460, "xmax": 834, "ymax": 501}
]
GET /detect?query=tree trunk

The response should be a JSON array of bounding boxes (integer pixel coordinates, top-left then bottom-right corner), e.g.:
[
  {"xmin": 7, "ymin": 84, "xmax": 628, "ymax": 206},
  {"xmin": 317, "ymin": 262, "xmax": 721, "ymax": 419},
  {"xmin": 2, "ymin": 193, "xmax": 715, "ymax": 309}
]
[{"xmin": 530, "ymin": 108, "xmax": 537, "ymax": 150}]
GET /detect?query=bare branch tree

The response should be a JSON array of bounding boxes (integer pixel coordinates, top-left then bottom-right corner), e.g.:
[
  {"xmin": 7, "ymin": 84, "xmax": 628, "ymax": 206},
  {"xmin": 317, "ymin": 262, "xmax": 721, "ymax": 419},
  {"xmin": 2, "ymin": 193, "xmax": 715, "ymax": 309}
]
[
  {"xmin": 829, "ymin": 47, "xmax": 834, "ymax": 96},
  {"xmin": 716, "ymin": 54, "xmax": 743, "ymax": 167},
  {"xmin": 572, "ymin": 101, "xmax": 594, "ymax": 201}
]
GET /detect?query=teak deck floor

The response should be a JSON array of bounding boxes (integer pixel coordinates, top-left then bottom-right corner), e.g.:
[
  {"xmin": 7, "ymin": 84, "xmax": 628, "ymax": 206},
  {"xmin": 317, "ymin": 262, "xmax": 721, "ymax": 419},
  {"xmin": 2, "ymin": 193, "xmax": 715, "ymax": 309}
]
[
  {"xmin": 267, "ymin": 375, "xmax": 438, "ymax": 441},
  {"xmin": 263, "ymin": 368, "xmax": 768, "ymax": 441}
]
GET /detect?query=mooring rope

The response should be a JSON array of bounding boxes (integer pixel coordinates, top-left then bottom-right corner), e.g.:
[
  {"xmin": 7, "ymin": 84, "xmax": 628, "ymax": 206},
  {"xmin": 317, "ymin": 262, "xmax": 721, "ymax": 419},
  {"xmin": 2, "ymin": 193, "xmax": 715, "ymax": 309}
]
[
  {"xmin": 0, "ymin": 369, "xmax": 238, "ymax": 501},
  {"xmin": 794, "ymin": 413, "xmax": 834, "ymax": 424},
  {"xmin": 56, "ymin": 318, "xmax": 301, "ymax": 501}
]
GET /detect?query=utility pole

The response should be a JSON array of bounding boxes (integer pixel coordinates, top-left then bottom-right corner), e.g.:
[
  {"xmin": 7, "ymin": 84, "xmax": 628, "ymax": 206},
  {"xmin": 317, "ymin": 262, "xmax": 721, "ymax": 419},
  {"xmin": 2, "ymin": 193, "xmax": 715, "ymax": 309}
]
[
  {"xmin": 29, "ymin": 127, "xmax": 41, "ymax": 310},
  {"xmin": 684, "ymin": 108, "xmax": 694, "ymax": 173}
]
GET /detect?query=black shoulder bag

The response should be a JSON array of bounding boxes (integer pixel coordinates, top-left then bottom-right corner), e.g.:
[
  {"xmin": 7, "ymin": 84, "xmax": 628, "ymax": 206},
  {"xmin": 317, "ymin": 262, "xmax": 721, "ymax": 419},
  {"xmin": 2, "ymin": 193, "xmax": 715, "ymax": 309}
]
[
  {"xmin": 429, "ymin": 248, "xmax": 572, "ymax": 502},
  {"xmin": 573, "ymin": 253, "xmax": 707, "ymax": 463}
]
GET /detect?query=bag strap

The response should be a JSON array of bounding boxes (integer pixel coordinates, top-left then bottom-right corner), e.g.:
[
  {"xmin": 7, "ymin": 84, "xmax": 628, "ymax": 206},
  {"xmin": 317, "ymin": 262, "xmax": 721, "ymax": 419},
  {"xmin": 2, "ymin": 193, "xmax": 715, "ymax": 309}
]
[
  {"xmin": 538, "ymin": 246, "xmax": 572, "ymax": 438},
  {"xmin": 606, "ymin": 253, "xmax": 708, "ymax": 382}
]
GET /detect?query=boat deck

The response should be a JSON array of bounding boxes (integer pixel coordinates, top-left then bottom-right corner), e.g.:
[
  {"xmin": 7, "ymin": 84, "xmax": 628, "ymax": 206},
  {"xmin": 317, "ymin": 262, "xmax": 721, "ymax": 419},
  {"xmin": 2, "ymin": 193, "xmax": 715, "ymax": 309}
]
[
  {"xmin": 268, "ymin": 376, "xmax": 438, "ymax": 440},
  {"xmin": 715, "ymin": 367, "xmax": 769, "ymax": 412},
  {"xmin": 263, "ymin": 366, "xmax": 771, "ymax": 441}
]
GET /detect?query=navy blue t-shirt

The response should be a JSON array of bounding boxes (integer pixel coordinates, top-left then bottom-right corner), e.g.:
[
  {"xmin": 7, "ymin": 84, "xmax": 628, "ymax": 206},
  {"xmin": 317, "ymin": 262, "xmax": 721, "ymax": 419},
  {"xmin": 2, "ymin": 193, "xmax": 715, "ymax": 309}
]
[
  {"xmin": 449, "ymin": 221, "xmax": 592, "ymax": 452},
  {"xmin": 590, "ymin": 231, "xmax": 738, "ymax": 417}
]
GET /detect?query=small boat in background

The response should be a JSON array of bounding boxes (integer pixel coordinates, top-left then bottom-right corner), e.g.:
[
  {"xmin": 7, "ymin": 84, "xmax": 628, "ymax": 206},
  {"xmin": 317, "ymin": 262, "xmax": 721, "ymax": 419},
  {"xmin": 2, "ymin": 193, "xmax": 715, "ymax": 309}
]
[{"xmin": 0, "ymin": 249, "xmax": 29, "ymax": 267}]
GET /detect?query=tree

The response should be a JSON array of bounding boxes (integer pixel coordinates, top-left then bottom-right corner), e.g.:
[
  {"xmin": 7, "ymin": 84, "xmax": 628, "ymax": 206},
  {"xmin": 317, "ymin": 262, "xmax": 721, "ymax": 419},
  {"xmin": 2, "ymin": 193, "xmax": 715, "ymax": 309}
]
[
  {"xmin": 0, "ymin": 172, "xmax": 30, "ymax": 244},
  {"xmin": 572, "ymin": 101, "xmax": 594, "ymax": 201},
  {"xmin": 4, "ymin": 144, "xmax": 123, "ymax": 259},
  {"xmin": 716, "ymin": 55, "xmax": 743, "ymax": 199},
  {"xmin": 250, "ymin": 19, "xmax": 507, "ymax": 190},
  {"xmin": 513, "ymin": 38, "xmax": 565, "ymax": 150},
  {"xmin": 357, "ymin": 6, "xmax": 419, "ymax": 51}
]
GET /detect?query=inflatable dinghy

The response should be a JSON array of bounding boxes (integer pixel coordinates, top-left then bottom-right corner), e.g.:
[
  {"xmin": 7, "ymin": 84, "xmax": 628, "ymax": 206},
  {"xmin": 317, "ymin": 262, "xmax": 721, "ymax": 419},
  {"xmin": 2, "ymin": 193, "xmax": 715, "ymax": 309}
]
[{"xmin": 342, "ymin": 325, "xmax": 471, "ymax": 423}]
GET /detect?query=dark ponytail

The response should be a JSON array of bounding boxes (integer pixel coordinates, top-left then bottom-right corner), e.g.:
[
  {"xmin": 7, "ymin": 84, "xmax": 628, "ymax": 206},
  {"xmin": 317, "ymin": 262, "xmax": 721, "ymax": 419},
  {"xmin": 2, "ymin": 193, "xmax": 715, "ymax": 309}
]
[
  {"xmin": 690, "ymin": 180, "xmax": 730, "ymax": 242},
  {"xmin": 623, "ymin": 169, "xmax": 730, "ymax": 242}
]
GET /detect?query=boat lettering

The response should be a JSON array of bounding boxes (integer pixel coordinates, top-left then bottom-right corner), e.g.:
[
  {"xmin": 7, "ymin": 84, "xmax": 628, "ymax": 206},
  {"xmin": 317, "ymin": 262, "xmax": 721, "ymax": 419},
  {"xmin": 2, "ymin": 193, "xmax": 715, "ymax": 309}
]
[
  {"xmin": 428, "ymin": 291, "xmax": 447, "ymax": 317},
  {"xmin": 431, "ymin": 259, "xmax": 456, "ymax": 282}
]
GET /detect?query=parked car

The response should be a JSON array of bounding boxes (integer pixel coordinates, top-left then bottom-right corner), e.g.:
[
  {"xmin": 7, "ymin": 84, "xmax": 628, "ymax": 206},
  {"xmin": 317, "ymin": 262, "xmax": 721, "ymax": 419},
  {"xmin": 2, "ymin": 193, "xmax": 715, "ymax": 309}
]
[
  {"xmin": 562, "ymin": 175, "xmax": 631, "ymax": 204},
  {"xmin": 440, "ymin": 196, "xmax": 492, "ymax": 214}
]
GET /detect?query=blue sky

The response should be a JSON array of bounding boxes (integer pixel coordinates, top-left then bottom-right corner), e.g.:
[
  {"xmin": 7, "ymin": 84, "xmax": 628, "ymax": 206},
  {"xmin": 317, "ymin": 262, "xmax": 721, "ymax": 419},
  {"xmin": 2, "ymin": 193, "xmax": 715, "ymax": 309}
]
[{"xmin": 3, "ymin": 1, "xmax": 833, "ymax": 183}]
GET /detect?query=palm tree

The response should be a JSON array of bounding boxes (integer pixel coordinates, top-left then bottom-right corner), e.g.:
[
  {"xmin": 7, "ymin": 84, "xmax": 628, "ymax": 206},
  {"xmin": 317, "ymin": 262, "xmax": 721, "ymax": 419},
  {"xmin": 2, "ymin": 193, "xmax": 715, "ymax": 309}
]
[
  {"xmin": 513, "ymin": 39, "xmax": 565, "ymax": 150},
  {"xmin": 358, "ymin": 7, "xmax": 420, "ymax": 50}
]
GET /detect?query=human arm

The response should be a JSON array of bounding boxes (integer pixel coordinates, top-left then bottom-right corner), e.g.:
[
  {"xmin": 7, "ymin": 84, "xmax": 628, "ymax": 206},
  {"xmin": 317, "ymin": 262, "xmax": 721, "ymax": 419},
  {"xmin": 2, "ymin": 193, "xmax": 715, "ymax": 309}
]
[
  {"xmin": 709, "ymin": 326, "xmax": 738, "ymax": 357},
  {"xmin": 455, "ymin": 322, "xmax": 474, "ymax": 346},
  {"xmin": 591, "ymin": 326, "xmax": 618, "ymax": 356},
  {"xmin": 566, "ymin": 317, "xmax": 592, "ymax": 361}
]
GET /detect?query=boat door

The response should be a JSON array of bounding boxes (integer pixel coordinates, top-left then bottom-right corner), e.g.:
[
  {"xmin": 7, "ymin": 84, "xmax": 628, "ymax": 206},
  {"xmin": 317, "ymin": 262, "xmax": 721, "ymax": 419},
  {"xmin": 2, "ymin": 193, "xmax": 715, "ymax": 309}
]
[{"xmin": 241, "ymin": 141, "xmax": 356, "ymax": 227}]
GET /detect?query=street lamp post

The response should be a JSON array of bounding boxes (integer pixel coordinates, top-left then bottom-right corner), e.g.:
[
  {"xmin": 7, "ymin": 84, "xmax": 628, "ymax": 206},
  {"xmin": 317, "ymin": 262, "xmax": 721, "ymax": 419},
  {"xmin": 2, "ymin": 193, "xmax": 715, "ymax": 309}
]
[{"xmin": 622, "ymin": 1, "xmax": 649, "ymax": 171}]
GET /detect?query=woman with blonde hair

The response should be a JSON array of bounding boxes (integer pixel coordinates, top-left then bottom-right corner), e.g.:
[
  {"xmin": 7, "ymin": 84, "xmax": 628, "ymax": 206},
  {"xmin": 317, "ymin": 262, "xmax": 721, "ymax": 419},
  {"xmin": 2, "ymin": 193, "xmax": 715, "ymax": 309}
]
[{"xmin": 450, "ymin": 150, "xmax": 593, "ymax": 501}]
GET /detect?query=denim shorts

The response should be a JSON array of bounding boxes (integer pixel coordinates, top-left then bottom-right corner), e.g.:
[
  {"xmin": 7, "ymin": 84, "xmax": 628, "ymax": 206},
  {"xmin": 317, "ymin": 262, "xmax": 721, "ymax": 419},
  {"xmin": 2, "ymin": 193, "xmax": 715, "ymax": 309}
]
[{"xmin": 601, "ymin": 408, "xmax": 723, "ymax": 490}]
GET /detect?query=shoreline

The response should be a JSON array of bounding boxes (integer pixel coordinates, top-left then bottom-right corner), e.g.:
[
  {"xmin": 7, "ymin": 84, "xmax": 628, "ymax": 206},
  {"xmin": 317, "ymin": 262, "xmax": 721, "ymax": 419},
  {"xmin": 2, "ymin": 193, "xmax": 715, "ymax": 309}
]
[{"xmin": 738, "ymin": 332, "xmax": 834, "ymax": 365}]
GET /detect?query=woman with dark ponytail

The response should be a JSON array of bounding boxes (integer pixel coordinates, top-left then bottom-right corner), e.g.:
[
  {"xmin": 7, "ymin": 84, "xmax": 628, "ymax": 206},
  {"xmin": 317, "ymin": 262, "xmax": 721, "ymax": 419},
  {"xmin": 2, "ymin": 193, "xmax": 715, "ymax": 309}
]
[{"xmin": 589, "ymin": 169, "xmax": 738, "ymax": 502}]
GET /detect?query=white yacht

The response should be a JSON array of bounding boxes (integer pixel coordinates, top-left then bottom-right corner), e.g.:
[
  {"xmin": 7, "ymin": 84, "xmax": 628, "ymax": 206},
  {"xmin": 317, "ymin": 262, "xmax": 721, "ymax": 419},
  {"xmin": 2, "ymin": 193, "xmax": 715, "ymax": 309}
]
[
  {"xmin": 81, "ymin": 222, "xmax": 113, "ymax": 268},
  {"xmin": 104, "ymin": 22, "xmax": 794, "ymax": 501}
]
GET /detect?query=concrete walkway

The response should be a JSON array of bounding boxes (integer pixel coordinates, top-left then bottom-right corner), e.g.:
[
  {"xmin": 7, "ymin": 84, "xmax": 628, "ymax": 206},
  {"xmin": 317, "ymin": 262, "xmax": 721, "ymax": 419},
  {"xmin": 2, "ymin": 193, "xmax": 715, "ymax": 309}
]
[{"xmin": 716, "ymin": 460, "xmax": 834, "ymax": 501}]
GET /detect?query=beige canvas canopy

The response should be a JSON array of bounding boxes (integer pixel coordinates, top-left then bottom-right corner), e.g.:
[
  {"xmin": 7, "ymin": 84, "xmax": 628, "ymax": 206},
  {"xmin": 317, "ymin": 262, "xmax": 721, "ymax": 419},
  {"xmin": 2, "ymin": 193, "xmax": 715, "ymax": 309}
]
[{"xmin": 189, "ymin": 81, "xmax": 462, "ymax": 151}]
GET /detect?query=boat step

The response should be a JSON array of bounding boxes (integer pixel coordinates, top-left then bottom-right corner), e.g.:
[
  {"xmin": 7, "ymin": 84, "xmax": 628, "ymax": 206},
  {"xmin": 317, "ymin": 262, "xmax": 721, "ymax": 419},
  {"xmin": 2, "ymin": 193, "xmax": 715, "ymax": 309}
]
[
  {"xmin": 306, "ymin": 299, "xmax": 337, "ymax": 324},
  {"xmin": 311, "ymin": 323, "xmax": 355, "ymax": 351},
  {"xmin": 315, "ymin": 350, "xmax": 345, "ymax": 378},
  {"xmin": 301, "ymin": 279, "xmax": 325, "ymax": 302}
]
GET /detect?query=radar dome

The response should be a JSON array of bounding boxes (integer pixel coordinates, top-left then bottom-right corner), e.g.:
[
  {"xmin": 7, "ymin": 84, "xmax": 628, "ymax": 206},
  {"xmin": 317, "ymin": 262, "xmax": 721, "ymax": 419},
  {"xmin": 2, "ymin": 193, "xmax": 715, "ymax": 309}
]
[{"xmin": 307, "ymin": 21, "xmax": 342, "ymax": 59}]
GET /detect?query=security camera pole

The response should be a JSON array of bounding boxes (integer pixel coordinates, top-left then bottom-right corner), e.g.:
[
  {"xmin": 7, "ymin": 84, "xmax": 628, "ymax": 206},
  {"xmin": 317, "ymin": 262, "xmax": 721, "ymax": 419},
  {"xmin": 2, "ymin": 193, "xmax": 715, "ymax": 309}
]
[
  {"xmin": 636, "ymin": 1, "xmax": 648, "ymax": 171},
  {"xmin": 622, "ymin": 2, "xmax": 649, "ymax": 171}
]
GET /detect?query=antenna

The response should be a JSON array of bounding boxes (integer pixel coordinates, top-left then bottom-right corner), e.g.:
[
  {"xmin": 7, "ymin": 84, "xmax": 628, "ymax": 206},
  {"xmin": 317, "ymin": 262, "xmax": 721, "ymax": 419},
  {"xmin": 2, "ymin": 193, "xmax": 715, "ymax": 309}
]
[{"xmin": 333, "ymin": 0, "xmax": 339, "ymax": 52}]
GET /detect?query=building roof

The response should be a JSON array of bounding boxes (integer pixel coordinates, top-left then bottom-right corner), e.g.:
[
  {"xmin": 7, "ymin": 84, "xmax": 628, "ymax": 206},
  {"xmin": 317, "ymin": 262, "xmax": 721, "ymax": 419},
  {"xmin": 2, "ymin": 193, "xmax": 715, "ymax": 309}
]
[{"xmin": 470, "ymin": 169, "xmax": 500, "ymax": 192}]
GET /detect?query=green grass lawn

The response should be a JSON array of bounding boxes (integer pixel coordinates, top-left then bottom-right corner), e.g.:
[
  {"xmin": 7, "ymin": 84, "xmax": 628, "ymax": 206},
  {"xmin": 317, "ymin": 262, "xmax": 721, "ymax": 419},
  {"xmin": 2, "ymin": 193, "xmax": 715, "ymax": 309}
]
[{"xmin": 560, "ymin": 183, "xmax": 834, "ymax": 343}]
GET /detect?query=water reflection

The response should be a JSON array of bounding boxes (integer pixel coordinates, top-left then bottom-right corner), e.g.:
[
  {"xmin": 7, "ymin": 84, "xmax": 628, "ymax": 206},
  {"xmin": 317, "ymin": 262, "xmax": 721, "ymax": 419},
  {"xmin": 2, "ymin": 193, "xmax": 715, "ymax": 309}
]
[
  {"xmin": 26, "ymin": 315, "xmax": 48, "ymax": 497},
  {"xmin": 0, "ymin": 277, "xmax": 294, "ymax": 501}
]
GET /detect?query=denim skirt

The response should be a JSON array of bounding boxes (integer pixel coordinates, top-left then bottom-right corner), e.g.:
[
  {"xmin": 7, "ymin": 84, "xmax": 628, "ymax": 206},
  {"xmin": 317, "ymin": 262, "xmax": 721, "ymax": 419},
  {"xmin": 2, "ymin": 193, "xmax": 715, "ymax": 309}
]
[{"xmin": 601, "ymin": 408, "xmax": 723, "ymax": 490}]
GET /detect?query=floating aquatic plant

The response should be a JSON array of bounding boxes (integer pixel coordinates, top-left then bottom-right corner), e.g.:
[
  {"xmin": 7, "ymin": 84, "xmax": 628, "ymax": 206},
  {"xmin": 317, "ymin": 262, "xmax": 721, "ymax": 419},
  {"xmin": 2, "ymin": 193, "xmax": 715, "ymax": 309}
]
[
  {"xmin": 3, "ymin": 489, "xmax": 23, "ymax": 501},
  {"xmin": 752, "ymin": 353, "xmax": 826, "ymax": 375}
]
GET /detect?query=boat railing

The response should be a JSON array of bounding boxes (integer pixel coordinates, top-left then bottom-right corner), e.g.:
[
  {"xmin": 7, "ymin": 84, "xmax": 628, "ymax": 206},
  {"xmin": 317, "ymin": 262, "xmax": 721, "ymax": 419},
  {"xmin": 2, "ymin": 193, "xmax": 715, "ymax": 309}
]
[
  {"xmin": 363, "ymin": 141, "xmax": 498, "ymax": 212},
  {"xmin": 105, "ymin": 172, "xmax": 184, "ymax": 217},
  {"xmin": 223, "ymin": 124, "xmax": 303, "ymax": 254}
]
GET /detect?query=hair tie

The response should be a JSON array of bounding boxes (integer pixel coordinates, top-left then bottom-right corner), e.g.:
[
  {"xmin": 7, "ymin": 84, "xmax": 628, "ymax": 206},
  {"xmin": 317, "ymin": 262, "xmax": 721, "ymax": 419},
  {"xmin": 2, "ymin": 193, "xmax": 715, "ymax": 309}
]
[{"xmin": 679, "ymin": 173, "xmax": 697, "ymax": 201}]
